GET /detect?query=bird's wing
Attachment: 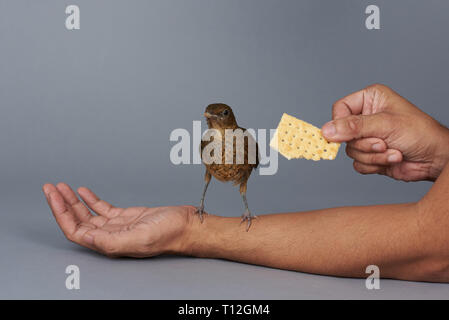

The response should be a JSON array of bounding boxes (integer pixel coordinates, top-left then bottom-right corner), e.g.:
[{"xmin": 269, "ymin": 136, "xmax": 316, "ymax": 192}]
[{"xmin": 240, "ymin": 127, "xmax": 259, "ymax": 168}]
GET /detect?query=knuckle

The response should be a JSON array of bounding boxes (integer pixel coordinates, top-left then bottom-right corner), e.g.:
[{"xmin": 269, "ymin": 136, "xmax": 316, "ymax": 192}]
[
  {"xmin": 346, "ymin": 140, "xmax": 356, "ymax": 148},
  {"xmin": 366, "ymin": 83, "xmax": 388, "ymax": 92},
  {"xmin": 353, "ymin": 161, "xmax": 379, "ymax": 175},
  {"xmin": 343, "ymin": 116, "xmax": 363, "ymax": 137},
  {"xmin": 345, "ymin": 146, "xmax": 356, "ymax": 159},
  {"xmin": 349, "ymin": 140, "xmax": 360, "ymax": 149},
  {"xmin": 332, "ymin": 101, "xmax": 342, "ymax": 114},
  {"xmin": 353, "ymin": 161, "xmax": 367, "ymax": 174},
  {"xmin": 345, "ymin": 144, "xmax": 352, "ymax": 154},
  {"xmin": 352, "ymin": 139, "xmax": 370, "ymax": 152},
  {"xmin": 332, "ymin": 102, "xmax": 338, "ymax": 111},
  {"xmin": 368, "ymin": 153, "xmax": 381, "ymax": 164}
]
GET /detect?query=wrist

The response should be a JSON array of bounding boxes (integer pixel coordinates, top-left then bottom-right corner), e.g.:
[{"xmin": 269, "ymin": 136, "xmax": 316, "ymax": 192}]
[
  {"xmin": 161, "ymin": 206, "xmax": 206, "ymax": 256},
  {"xmin": 429, "ymin": 126, "xmax": 449, "ymax": 180},
  {"xmin": 171, "ymin": 209, "xmax": 215, "ymax": 256},
  {"xmin": 177, "ymin": 211, "xmax": 205, "ymax": 256},
  {"xmin": 178, "ymin": 211, "xmax": 237, "ymax": 258}
]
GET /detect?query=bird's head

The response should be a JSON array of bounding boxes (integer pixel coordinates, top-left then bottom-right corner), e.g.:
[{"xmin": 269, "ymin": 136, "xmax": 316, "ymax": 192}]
[{"xmin": 204, "ymin": 103, "xmax": 238, "ymax": 129}]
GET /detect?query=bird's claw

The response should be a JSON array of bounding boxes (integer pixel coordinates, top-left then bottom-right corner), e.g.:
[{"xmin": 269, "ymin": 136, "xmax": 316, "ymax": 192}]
[
  {"xmin": 195, "ymin": 206, "xmax": 206, "ymax": 223},
  {"xmin": 240, "ymin": 210, "xmax": 257, "ymax": 231}
]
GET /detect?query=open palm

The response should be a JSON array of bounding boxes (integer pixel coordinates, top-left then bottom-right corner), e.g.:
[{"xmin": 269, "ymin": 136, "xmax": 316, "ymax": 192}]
[{"xmin": 43, "ymin": 183, "xmax": 192, "ymax": 257}]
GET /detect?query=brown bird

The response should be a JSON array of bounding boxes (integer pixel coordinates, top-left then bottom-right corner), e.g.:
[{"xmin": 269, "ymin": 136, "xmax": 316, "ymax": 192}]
[{"xmin": 196, "ymin": 103, "xmax": 259, "ymax": 231}]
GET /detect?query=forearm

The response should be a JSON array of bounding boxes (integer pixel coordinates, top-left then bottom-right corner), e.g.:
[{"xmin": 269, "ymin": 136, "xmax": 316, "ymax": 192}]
[{"xmin": 181, "ymin": 202, "xmax": 445, "ymax": 282}]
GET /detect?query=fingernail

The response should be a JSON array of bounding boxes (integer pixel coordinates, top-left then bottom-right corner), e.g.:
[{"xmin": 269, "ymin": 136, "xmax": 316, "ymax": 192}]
[
  {"xmin": 83, "ymin": 233, "xmax": 95, "ymax": 245},
  {"xmin": 388, "ymin": 153, "xmax": 400, "ymax": 162},
  {"xmin": 372, "ymin": 143, "xmax": 383, "ymax": 152},
  {"xmin": 322, "ymin": 122, "xmax": 336, "ymax": 137}
]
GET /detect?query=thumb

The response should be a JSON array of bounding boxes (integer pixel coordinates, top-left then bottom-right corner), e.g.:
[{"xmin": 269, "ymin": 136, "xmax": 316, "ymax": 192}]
[{"xmin": 321, "ymin": 113, "xmax": 391, "ymax": 142}]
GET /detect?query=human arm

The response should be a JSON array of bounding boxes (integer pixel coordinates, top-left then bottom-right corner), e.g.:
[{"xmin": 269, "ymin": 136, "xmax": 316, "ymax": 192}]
[
  {"xmin": 43, "ymin": 165, "xmax": 449, "ymax": 282},
  {"xmin": 187, "ymin": 165, "xmax": 449, "ymax": 282}
]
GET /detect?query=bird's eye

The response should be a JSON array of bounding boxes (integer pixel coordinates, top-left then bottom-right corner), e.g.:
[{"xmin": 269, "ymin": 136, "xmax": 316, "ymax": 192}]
[{"xmin": 222, "ymin": 110, "xmax": 229, "ymax": 116}]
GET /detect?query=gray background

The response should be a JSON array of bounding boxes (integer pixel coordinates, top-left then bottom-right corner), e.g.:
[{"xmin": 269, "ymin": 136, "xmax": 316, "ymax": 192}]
[{"xmin": 1, "ymin": 0, "xmax": 448, "ymax": 299}]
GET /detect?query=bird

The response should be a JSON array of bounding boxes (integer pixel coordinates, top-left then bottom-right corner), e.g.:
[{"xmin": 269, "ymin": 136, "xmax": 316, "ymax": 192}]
[{"xmin": 196, "ymin": 103, "xmax": 259, "ymax": 231}]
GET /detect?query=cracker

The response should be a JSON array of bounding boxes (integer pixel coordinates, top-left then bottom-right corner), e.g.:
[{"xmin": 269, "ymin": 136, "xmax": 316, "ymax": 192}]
[{"xmin": 270, "ymin": 113, "xmax": 340, "ymax": 161}]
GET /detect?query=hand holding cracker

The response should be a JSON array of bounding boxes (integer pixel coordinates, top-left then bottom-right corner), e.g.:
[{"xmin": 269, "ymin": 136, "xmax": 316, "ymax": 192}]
[{"xmin": 321, "ymin": 84, "xmax": 449, "ymax": 181}]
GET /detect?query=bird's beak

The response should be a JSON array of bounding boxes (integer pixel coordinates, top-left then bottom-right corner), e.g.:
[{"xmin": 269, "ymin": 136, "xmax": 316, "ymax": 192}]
[{"xmin": 204, "ymin": 112, "xmax": 216, "ymax": 119}]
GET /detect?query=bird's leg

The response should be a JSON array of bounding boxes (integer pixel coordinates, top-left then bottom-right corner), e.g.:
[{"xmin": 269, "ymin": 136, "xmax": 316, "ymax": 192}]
[
  {"xmin": 239, "ymin": 182, "xmax": 257, "ymax": 231},
  {"xmin": 196, "ymin": 170, "xmax": 211, "ymax": 223}
]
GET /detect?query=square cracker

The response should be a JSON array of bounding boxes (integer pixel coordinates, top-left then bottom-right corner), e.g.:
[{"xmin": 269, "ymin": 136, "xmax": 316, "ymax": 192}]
[{"xmin": 270, "ymin": 113, "xmax": 340, "ymax": 161}]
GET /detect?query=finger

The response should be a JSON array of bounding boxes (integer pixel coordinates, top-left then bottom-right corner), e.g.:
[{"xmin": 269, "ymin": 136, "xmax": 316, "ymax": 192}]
[
  {"xmin": 77, "ymin": 187, "xmax": 119, "ymax": 218},
  {"xmin": 46, "ymin": 190, "xmax": 78, "ymax": 238},
  {"xmin": 69, "ymin": 221, "xmax": 104, "ymax": 251},
  {"xmin": 43, "ymin": 183, "xmax": 56, "ymax": 197},
  {"xmin": 43, "ymin": 185, "xmax": 107, "ymax": 253},
  {"xmin": 56, "ymin": 183, "xmax": 93, "ymax": 222},
  {"xmin": 322, "ymin": 113, "xmax": 392, "ymax": 143},
  {"xmin": 43, "ymin": 183, "xmax": 57, "ymax": 205},
  {"xmin": 385, "ymin": 161, "xmax": 428, "ymax": 182},
  {"xmin": 346, "ymin": 147, "xmax": 403, "ymax": 166},
  {"xmin": 332, "ymin": 89, "xmax": 366, "ymax": 119},
  {"xmin": 353, "ymin": 161, "xmax": 387, "ymax": 175},
  {"xmin": 347, "ymin": 138, "xmax": 387, "ymax": 153}
]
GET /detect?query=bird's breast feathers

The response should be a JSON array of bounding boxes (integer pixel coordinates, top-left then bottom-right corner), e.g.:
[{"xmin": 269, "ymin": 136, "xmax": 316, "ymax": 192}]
[{"xmin": 201, "ymin": 128, "xmax": 259, "ymax": 183}]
